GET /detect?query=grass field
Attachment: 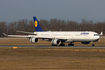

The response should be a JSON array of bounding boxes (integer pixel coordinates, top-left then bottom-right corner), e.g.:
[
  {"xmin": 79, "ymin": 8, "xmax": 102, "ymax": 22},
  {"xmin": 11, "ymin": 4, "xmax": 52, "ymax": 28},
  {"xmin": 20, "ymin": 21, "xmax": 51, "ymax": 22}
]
[
  {"xmin": 0, "ymin": 38, "xmax": 105, "ymax": 70},
  {"xmin": 0, "ymin": 48, "xmax": 105, "ymax": 70}
]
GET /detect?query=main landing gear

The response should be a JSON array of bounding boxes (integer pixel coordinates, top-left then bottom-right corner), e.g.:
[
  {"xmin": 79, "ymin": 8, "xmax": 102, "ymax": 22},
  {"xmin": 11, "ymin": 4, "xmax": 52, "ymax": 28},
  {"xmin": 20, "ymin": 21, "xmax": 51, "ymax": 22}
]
[
  {"xmin": 59, "ymin": 42, "xmax": 65, "ymax": 46},
  {"xmin": 51, "ymin": 44, "xmax": 57, "ymax": 46},
  {"xmin": 68, "ymin": 42, "xmax": 74, "ymax": 46},
  {"xmin": 59, "ymin": 42, "xmax": 74, "ymax": 46}
]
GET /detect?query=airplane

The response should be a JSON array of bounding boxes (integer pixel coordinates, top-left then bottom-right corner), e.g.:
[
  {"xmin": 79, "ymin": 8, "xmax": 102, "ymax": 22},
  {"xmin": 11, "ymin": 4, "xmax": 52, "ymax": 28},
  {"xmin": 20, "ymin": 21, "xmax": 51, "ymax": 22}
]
[{"xmin": 3, "ymin": 16, "xmax": 103, "ymax": 46}]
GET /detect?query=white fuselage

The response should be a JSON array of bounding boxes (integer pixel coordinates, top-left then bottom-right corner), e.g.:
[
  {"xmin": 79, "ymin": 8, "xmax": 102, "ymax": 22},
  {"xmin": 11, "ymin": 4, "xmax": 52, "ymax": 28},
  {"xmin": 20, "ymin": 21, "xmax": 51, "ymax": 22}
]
[{"xmin": 33, "ymin": 31, "xmax": 100, "ymax": 43}]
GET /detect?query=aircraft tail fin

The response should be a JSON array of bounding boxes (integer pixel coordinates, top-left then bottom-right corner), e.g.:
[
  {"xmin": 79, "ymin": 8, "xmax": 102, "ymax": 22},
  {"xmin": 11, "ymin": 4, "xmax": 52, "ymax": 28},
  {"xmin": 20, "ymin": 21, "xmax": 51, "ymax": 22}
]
[{"xmin": 33, "ymin": 16, "xmax": 43, "ymax": 32}]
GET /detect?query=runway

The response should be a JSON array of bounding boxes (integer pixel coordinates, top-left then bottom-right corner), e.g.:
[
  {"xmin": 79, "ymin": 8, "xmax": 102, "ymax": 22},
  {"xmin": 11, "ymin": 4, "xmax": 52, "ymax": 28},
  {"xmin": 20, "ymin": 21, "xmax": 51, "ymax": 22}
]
[{"xmin": 0, "ymin": 45, "xmax": 105, "ymax": 48}]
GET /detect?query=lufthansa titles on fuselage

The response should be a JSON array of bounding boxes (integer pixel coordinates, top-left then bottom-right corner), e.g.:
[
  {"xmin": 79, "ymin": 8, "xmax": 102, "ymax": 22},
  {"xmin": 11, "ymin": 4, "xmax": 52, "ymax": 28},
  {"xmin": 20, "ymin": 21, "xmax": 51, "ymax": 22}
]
[{"xmin": 81, "ymin": 32, "xmax": 89, "ymax": 35}]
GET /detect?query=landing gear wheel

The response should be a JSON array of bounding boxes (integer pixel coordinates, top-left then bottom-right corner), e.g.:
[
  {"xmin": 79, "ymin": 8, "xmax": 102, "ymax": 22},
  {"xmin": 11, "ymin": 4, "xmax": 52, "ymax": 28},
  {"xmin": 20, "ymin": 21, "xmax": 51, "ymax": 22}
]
[
  {"xmin": 68, "ymin": 44, "xmax": 74, "ymax": 46},
  {"xmin": 52, "ymin": 44, "xmax": 57, "ymax": 46},
  {"xmin": 59, "ymin": 44, "xmax": 65, "ymax": 46},
  {"xmin": 92, "ymin": 42, "xmax": 95, "ymax": 46},
  {"xmin": 92, "ymin": 44, "xmax": 95, "ymax": 46}
]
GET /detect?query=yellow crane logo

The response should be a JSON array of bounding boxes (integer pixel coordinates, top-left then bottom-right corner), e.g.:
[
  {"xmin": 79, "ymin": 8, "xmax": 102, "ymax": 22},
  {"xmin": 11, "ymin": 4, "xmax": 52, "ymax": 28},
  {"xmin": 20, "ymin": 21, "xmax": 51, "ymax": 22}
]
[{"xmin": 35, "ymin": 21, "xmax": 38, "ymax": 27}]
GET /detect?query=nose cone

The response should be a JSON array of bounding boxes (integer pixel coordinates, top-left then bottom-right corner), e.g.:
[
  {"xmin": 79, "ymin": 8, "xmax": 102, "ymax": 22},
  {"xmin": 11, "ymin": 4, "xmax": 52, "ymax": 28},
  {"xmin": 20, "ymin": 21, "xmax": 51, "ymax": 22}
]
[
  {"xmin": 94, "ymin": 36, "xmax": 100, "ymax": 42},
  {"xmin": 96, "ymin": 35, "xmax": 100, "ymax": 39},
  {"xmin": 98, "ymin": 36, "xmax": 100, "ymax": 39}
]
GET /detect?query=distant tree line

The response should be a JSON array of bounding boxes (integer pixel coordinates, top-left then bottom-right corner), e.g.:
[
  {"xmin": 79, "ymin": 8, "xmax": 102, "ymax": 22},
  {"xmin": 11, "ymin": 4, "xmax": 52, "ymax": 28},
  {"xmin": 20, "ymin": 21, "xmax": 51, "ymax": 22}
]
[{"xmin": 0, "ymin": 19, "xmax": 105, "ymax": 37}]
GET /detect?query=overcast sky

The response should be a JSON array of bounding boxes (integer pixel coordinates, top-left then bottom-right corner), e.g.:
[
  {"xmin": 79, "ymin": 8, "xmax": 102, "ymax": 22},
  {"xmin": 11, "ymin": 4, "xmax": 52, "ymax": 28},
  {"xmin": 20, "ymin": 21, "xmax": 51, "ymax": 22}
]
[{"xmin": 0, "ymin": 0, "xmax": 105, "ymax": 23}]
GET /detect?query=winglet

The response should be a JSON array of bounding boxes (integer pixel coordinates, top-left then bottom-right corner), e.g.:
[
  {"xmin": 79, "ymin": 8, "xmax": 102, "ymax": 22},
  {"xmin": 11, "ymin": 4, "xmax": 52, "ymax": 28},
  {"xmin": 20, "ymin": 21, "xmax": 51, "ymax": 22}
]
[
  {"xmin": 3, "ymin": 33, "xmax": 8, "ymax": 36},
  {"xmin": 99, "ymin": 32, "xmax": 103, "ymax": 36}
]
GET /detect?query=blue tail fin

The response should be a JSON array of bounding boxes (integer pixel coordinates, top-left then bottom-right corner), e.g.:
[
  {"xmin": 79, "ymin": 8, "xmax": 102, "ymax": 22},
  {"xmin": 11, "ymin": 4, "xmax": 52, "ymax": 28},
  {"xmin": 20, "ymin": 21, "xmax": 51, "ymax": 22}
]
[{"xmin": 33, "ymin": 16, "xmax": 43, "ymax": 32}]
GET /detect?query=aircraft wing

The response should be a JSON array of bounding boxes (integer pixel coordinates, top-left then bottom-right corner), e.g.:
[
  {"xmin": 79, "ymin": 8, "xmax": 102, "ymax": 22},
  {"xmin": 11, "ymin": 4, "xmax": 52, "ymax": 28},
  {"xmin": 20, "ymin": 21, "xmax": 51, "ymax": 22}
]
[
  {"xmin": 33, "ymin": 35, "xmax": 67, "ymax": 40},
  {"xmin": 3, "ymin": 33, "xmax": 33, "ymax": 38},
  {"xmin": 3, "ymin": 33, "xmax": 67, "ymax": 40}
]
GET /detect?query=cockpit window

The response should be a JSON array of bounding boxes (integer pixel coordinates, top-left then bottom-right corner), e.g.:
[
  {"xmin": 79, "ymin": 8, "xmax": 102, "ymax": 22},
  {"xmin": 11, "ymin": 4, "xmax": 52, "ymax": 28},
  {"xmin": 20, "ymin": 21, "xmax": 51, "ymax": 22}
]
[{"xmin": 94, "ymin": 34, "xmax": 99, "ymax": 36}]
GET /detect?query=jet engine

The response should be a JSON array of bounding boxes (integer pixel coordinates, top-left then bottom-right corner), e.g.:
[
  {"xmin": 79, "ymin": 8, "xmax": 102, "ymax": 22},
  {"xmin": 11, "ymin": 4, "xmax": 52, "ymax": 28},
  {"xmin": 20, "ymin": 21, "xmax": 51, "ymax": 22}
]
[
  {"xmin": 29, "ymin": 37, "xmax": 38, "ymax": 43},
  {"xmin": 51, "ymin": 39, "xmax": 61, "ymax": 45},
  {"xmin": 81, "ymin": 42, "xmax": 90, "ymax": 44}
]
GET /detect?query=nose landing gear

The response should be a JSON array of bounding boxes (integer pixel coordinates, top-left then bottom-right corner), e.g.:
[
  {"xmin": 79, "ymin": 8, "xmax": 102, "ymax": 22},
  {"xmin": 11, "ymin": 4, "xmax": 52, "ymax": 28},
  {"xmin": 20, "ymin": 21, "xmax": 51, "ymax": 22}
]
[{"xmin": 92, "ymin": 42, "xmax": 95, "ymax": 46}]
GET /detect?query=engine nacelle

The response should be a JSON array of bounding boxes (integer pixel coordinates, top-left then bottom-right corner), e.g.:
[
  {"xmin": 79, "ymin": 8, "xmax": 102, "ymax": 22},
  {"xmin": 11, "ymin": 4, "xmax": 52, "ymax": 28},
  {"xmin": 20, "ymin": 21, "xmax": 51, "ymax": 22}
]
[
  {"xmin": 29, "ymin": 37, "xmax": 38, "ymax": 43},
  {"xmin": 81, "ymin": 42, "xmax": 90, "ymax": 44},
  {"xmin": 51, "ymin": 39, "xmax": 61, "ymax": 45}
]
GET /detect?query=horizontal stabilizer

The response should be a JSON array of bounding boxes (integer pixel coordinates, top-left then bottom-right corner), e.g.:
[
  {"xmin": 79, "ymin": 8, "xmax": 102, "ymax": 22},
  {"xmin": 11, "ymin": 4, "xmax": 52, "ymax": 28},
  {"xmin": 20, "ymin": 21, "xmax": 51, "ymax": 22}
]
[
  {"xmin": 16, "ymin": 31, "xmax": 37, "ymax": 35},
  {"xmin": 3, "ymin": 33, "xmax": 7, "ymax": 36}
]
